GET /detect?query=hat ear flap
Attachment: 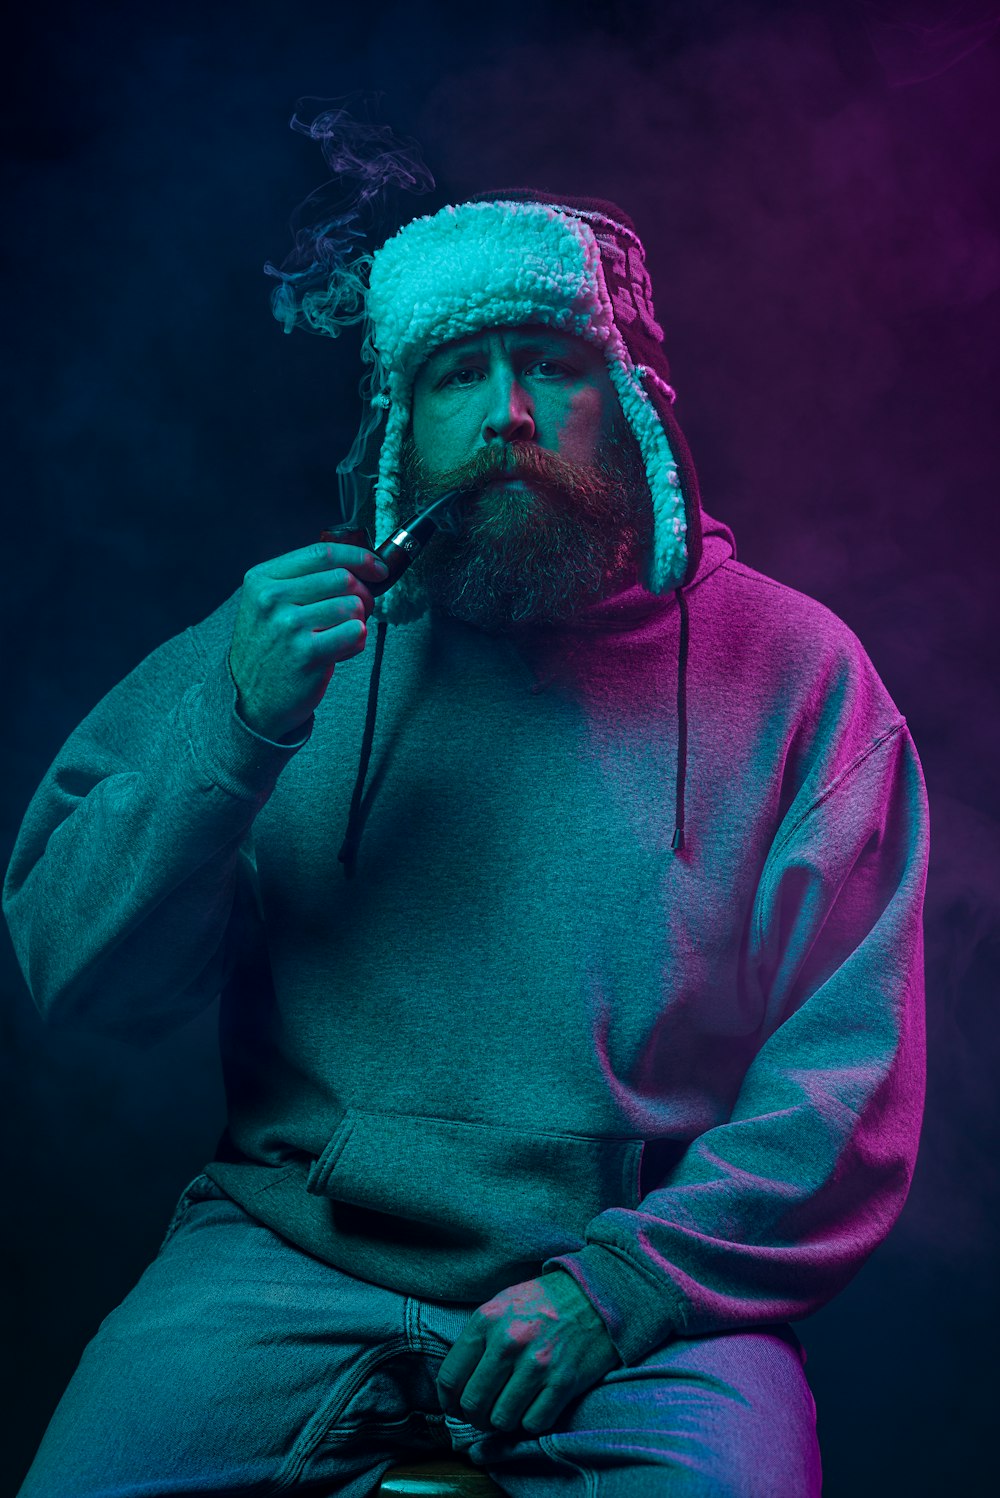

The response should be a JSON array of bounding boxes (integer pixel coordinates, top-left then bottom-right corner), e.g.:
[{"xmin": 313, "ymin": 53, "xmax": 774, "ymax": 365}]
[
  {"xmin": 644, "ymin": 376, "xmax": 704, "ymax": 589},
  {"xmin": 370, "ymin": 393, "xmax": 433, "ymax": 625},
  {"xmin": 604, "ymin": 360, "xmax": 690, "ymax": 595}
]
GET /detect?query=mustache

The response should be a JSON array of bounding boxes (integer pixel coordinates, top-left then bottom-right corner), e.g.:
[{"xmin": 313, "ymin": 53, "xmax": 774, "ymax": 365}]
[{"xmin": 411, "ymin": 441, "xmax": 603, "ymax": 508}]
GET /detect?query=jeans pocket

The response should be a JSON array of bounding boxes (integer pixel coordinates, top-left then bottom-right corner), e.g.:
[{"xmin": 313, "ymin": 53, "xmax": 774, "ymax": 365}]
[{"xmin": 156, "ymin": 1170, "xmax": 230, "ymax": 1256}]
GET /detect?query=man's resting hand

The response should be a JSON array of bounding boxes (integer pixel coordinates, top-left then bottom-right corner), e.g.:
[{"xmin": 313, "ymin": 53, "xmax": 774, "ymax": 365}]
[
  {"xmin": 436, "ymin": 1270, "xmax": 622, "ymax": 1437},
  {"xmin": 228, "ymin": 541, "xmax": 389, "ymax": 743}
]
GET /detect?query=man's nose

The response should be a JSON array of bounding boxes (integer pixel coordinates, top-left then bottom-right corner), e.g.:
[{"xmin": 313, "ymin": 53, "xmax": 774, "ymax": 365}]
[{"xmin": 481, "ymin": 371, "xmax": 535, "ymax": 445}]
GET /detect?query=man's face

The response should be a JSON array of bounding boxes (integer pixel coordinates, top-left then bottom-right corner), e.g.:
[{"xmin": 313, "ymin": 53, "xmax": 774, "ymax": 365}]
[{"xmin": 399, "ymin": 324, "xmax": 652, "ymax": 631}]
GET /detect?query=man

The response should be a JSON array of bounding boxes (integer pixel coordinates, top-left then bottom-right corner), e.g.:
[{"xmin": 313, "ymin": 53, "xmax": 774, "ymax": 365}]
[{"xmin": 4, "ymin": 189, "xmax": 928, "ymax": 1496}]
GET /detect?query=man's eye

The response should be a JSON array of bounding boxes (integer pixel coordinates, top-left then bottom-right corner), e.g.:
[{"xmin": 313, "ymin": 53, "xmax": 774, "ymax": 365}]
[
  {"xmin": 438, "ymin": 359, "xmax": 571, "ymax": 389},
  {"xmin": 526, "ymin": 360, "xmax": 571, "ymax": 378},
  {"xmin": 441, "ymin": 367, "xmax": 483, "ymax": 388}
]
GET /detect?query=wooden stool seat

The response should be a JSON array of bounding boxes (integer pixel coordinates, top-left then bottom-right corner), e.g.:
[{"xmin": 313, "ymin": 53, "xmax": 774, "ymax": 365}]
[{"xmin": 378, "ymin": 1456, "xmax": 504, "ymax": 1494}]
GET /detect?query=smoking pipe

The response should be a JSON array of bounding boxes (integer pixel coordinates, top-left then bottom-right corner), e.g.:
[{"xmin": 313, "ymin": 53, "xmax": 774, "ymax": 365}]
[{"xmin": 320, "ymin": 487, "xmax": 465, "ymax": 598}]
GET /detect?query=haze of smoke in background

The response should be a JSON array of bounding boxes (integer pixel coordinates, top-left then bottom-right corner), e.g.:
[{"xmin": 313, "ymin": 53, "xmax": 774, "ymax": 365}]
[
  {"xmin": 403, "ymin": 13, "xmax": 1000, "ymax": 1280},
  {"xmin": 1, "ymin": 1, "xmax": 998, "ymax": 1492},
  {"xmin": 397, "ymin": 5, "xmax": 1000, "ymax": 1274}
]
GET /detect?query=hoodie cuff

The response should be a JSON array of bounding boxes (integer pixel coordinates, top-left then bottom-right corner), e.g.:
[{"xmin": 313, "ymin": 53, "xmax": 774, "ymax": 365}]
[
  {"xmin": 541, "ymin": 1242, "xmax": 689, "ymax": 1367},
  {"xmin": 181, "ymin": 652, "xmax": 313, "ymax": 803}
]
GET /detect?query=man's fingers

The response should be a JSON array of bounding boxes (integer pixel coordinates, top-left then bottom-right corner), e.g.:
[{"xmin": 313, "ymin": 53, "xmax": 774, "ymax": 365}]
[
  {"xmin": 299, "ymin": 593, "xmax": 373, "ymax": 633},
  {"xmin": 488, "ymin": 1360, "xmax": 549, "ymax": 1433},
  {"xmin": 435, "ymin": 1278, "xmax": 616, "ymax": 1435},
  {"xmin": 229, "ymin": 538, "xmax": 387, "ymax": 741},
  {"xmin": 436, "ymin": 1326, "xmax": 487, "ymax": 1411},
  {"xmin": 247, "ymin": 541, "xmax": 387, "ymax": 583},
  {"xmin": 260, "ymin": 566, "xmax": 377, "ymax": 608},
  {"xmin": 520, "ymin": 1384, "xmax": 571, "ymax": 1436},
  {"xmin": 454, "ymin": 1355, "xmax": 510, "ymax": 1427}
]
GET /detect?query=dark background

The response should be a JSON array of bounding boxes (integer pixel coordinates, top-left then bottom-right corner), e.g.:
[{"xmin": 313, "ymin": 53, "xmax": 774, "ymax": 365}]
[{"xmin": 2, "ymin": 1, "xmax": 998, "ymax": 1492}]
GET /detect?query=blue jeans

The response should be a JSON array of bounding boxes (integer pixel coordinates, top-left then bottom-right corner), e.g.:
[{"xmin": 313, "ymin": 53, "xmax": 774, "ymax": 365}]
[{"xmin": 19, "ymin": 1174, "xmax": 821, "ymax": 1496}]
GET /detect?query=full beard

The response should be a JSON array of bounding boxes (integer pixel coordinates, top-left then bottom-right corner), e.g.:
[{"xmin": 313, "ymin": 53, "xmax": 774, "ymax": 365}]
[{"xmin": 397, "ymin": 422, "xmax": 653, "ymax": 632}]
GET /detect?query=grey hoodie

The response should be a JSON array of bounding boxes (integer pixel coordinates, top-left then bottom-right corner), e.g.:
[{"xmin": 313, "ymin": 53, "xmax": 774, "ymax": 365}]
[{"xmin": 3, "ymin": 508, "xmax": 929, "ymax": 1368}]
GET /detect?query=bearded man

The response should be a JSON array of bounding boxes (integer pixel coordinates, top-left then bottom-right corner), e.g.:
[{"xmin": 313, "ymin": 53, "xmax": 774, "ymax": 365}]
[{"xmin": 4, "ymin": 187, "xmax": 929, "ymax": 1497}]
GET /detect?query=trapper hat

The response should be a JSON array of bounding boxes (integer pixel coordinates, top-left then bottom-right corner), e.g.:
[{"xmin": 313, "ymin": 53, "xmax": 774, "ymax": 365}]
[{"xmin": 361, "ymin": 188, "xmax": 705, "ymax": 624}]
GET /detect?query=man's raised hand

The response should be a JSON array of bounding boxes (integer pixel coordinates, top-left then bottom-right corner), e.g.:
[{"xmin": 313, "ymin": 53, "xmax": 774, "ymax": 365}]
[
  {"xmin": 228, "ymin": 541, "xmax": 389, "ymax": 742},
  {"xmin": 436, "ymin": 1271, "xmax": 622, "ymax": 1438}
]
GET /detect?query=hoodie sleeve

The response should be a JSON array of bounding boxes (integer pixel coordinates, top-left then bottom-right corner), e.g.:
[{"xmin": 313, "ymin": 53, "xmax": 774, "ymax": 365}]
[
  {"xmin": 543, "ymin": 716, "xmax": 929, "ymax": 1367},
  {"xmin": 2, "ymin": 603, "xmax": 310, "ymax": 1044}
]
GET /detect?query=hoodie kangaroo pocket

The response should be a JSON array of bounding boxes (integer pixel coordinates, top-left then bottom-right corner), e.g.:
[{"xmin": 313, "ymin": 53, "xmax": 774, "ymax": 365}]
[{"xmin": 304, "ymin": 1107, "xmax": 643, "ymax": 1290}]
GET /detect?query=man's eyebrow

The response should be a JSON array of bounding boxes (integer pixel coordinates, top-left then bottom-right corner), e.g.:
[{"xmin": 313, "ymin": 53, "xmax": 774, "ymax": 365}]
[
  {"xmin": 423, "ymin": 332, "xmax": 579, "ymax": 370},
  {"xmin": 423, "ymin": 339, "xmax": 488, "ymax": 369}
]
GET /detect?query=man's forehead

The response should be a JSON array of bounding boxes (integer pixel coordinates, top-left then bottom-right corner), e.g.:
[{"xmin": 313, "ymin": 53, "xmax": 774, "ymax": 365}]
[{"xmin": 420, "ymin": 323, "xmax": 592, "ymax": 367}]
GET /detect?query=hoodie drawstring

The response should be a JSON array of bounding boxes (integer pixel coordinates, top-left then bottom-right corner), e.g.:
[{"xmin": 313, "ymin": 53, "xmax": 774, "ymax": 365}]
[
  {"xmin": 671, "ymin": 585, "xmax": 689, "ymax": 853},
  {"xmin": 338, "ymin": 619, "xmax": 389, "ymax": 879}
]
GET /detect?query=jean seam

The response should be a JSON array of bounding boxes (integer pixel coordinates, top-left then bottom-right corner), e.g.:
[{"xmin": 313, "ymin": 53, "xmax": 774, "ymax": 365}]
[
  {"xmin": 328, "ymin": 1410, "xmax": 436, "ymax": 1440},
  {"xmin": 539, "ymin": 1431, "xmax": 599, "ymax": 1497},
  {"xmin": 270, "ymin": 1337, "xmax": 414, "ymax": 1490},
  {"xmin": 404, "ymin": 1295, "xmax": 421, "ymax": 1353},
  {"xmin": 156, "ymin": 1172, "xmax": 220, "ymax": 1256}
]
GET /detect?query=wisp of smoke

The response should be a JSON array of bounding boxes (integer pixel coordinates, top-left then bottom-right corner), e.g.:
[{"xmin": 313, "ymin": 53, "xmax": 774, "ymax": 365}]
[
  {"xmin": 265, "ymin": 96, "xmax": 435, "ymax": 526},
  {"xmin": 265, "ymin": 94, "xmax": 433, "ymax": 336}
]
